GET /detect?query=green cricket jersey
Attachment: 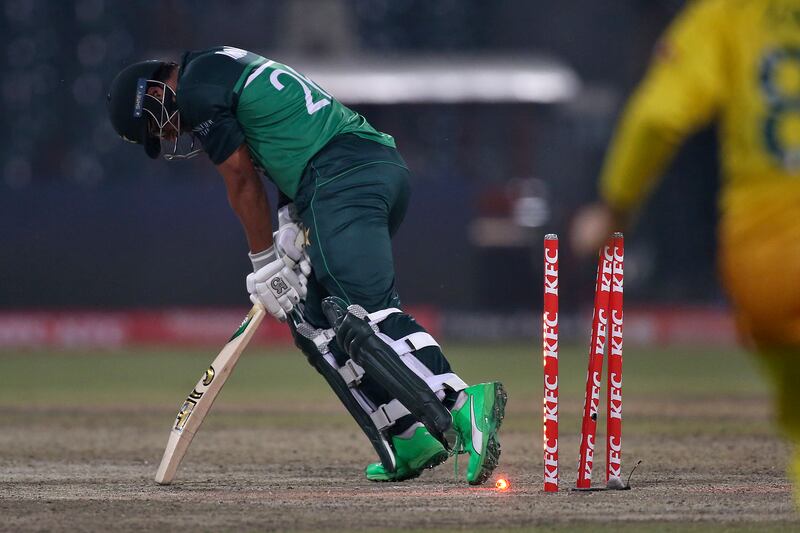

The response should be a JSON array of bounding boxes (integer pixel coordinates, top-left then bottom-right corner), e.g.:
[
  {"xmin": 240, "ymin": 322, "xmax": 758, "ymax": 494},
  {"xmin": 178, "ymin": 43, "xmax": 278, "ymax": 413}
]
[{"xmin": 177, "ymin": 46, "xmax": 395, "ymax": 198}]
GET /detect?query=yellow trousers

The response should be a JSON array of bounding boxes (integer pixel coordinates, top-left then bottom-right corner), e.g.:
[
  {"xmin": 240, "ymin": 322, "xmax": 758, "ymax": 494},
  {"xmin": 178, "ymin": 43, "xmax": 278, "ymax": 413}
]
[{"xmin": 719, "ymin": 184, "xmax": 800, "ymax": 505}]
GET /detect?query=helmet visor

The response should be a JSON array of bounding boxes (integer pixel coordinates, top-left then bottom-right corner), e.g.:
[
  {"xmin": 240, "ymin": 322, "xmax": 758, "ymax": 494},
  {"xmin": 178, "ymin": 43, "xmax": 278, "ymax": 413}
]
[{"xmin": 134, "ymin": 78, "xmax": 202, "ymax": 160}]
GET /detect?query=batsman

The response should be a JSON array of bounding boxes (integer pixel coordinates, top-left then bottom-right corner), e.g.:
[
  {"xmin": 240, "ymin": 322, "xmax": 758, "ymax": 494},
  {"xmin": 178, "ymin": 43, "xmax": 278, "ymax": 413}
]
[{"xmin": 106, "ymin": 46, "xmax": 505, "ymax": 485}]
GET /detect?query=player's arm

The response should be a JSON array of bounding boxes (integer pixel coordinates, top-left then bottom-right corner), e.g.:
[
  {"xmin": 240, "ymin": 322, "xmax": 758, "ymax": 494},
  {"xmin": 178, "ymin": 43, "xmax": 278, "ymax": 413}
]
[
  {"xmin": 573, "ymin": 0, "xmax": 726, "ymax": 254},
  {"xmin": 600, "ymin": 0, "xmax": 723, "ymax": 213},
  {"xmin": 216, "ymin": 146, "xmax": 309, "ymax": 273},
  {"xmin": 216, "ymin": 146, "xmax": 306, "ymax": 320},
  {"xmin": 180, "ymin": 81, "xmax": 306, "ymax": 320},
  {"xmin": 217, "ymin": 144, "xmax": 273, "ymax": 254},
  {"xmin": 178, "ymin": 81, "xmax": 274, "ymax": 254}
]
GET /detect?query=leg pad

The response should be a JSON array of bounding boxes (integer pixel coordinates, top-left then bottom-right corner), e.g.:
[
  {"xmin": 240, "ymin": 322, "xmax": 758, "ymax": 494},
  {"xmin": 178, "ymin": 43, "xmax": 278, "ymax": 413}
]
[{"xmin": 322, "ymin": 297, "xmax": 456, "ymax": 448}]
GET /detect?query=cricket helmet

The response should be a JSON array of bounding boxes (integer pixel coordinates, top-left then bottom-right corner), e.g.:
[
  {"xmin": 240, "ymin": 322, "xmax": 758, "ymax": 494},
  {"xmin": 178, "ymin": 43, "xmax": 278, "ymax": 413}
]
[{"xmin": 107, "ymin": 60, "xmax": 200, "ymax": 160}]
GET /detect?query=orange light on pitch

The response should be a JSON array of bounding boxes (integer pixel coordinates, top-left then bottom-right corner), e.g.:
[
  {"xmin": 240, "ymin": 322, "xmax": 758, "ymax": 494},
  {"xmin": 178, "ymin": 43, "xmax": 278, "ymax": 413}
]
[{"xmin": 495, "ymin": 478, "xmax": 510, "ymax": 491}]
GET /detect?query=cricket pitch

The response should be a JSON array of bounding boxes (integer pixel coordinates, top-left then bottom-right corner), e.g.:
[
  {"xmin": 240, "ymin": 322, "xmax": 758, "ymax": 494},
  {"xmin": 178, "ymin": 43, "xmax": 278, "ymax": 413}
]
[{"xmin": 0, "ymin": 344, "xmax": 796, "ymax": 532}]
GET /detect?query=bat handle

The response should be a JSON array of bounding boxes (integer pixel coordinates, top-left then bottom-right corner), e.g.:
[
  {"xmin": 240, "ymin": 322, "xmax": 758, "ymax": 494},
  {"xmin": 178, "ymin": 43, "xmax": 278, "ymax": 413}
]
[{"xmin": 288, "ymin": 307, "xmax": 305, "ymax": 328}]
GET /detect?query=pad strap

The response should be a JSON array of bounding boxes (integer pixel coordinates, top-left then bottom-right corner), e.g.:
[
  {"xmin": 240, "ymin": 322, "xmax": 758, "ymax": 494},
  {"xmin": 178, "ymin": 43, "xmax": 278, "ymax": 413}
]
[
  {"xmin": 304, "ymin": 306, "xmax": 465, "ymax": 435},
  {"xmin": 295, "ymin": 322, "xmax": 336, "ymax": 352},
  {"xmin": 365, "ymin": 308, "xmax": 402, "ymax": 324},
  {"xmin": 296, "ymin": 317, "xmax": 406, "ymax": 430},
  {"xmin": 389, "ymin": 332, "xmax": 439, "ymax": 355},
  {"xmin": 369, "ymin": 399, "xmax": 411, "ymax": 431},
  {"xmin": 424, "ymin": 373, "xmax": 468, "ymax": 394},
  {"xmin": 364, "ymin": 308, "xmax": 467, "ymax": 397},
  {"xmin": 290, "ymin": 318, "xmax": 398, "ymax": 471},
  {"xmin": 366, "ymin": 373, "xmax": 466, "ymax": 431},
  {"xmin": 338, "ymin": 359, "xmax": 366, "ymax": 386}
]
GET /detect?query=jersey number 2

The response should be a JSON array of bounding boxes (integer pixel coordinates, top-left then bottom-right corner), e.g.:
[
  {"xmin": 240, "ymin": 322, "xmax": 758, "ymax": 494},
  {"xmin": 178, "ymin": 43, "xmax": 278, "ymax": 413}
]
[{"xmin": 270, "ymin": 68, "xmax": 331, "ymax": 115}]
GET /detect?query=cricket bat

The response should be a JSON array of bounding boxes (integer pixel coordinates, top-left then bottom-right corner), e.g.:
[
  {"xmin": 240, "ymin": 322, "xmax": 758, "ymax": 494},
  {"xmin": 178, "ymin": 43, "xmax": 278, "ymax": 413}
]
[{"xmin": 154, "ymin": 304, "xmax": 266, "ymax": 485}]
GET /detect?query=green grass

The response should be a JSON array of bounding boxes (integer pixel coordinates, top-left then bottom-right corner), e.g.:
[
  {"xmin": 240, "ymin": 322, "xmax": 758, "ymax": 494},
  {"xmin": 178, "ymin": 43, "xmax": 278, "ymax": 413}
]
[{"xmin": 0, "ymin": 342, "xmax": 767, "ymax": 408}]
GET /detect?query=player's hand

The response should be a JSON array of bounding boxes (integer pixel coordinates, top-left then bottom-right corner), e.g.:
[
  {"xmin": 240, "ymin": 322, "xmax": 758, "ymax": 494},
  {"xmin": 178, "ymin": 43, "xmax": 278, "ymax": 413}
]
[
  {"xmin": 570, "ymin": 202, "xmax": 622, "ymax": 257},
  {"xmin": 246, "ymin": 249, "xmax": 307, "ymax": 322},
  {"xmin": 275, "ymin": 204, "xmax": 311, "ymax": 277}
]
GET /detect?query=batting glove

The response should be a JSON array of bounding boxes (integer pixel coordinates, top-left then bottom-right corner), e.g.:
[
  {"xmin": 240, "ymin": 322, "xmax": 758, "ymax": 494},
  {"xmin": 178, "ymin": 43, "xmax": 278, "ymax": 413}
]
[
  {"xmin": 247, "ymin": 247, "xmax": 307, "ymax": 322},
  {"xmin": 275, "ymin": 204, "xmax": 311, "ymax": 277}
]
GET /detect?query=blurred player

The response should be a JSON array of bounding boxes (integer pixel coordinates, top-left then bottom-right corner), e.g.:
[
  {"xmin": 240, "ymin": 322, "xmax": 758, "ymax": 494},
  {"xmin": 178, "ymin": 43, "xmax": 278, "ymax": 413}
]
[
  {"xmin": 106, "ymin": 47, "xmax": 505, "ymax": 485},
  {"xmin": 572, "ymin": 0, "xmax": 800, "ymax": 505}
]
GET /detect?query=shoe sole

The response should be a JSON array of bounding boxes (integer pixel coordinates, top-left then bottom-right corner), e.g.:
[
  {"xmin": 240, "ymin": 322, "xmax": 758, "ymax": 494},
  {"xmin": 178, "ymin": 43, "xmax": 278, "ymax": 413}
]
[{"xmin": 469, "ymin": 381, "xmax": 508, "ymax": 486}]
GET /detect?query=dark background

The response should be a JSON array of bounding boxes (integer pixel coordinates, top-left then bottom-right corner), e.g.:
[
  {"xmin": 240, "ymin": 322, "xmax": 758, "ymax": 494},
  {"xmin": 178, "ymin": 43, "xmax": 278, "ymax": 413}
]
[{"xmin": 0, "ymin": 0, "xmax": 721, "ymax": 311}]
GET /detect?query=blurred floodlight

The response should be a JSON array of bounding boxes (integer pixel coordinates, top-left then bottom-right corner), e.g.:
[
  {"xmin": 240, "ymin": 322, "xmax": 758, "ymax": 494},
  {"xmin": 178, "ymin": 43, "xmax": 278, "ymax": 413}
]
[
  {"xmin": 513, "ymin": 196, "xmax": 549, "ymax": 228},
  {"xmin": 296, "ymin": 56, "xmax": 581, "ymax": 104},
  {"xmin": 151, "ymin": 52, "xmax": 582, "ymax": 105},
  {"xmin": 469, "ymin": 218, "xmax": 530, "ymax": 248}
]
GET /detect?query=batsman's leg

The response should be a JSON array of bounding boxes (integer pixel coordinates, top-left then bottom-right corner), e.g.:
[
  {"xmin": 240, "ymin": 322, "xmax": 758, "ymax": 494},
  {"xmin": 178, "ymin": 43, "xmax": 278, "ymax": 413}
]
[
  {"xmin": 289, "ymin": 316, "xmax": 399, "ymax": 473},
  {"xmin": 322, "ymin": 297, "xmax": 507, "ymax": 485},
  {"xmin": 293, "ymin": 140, "xmax": 506, "ymax": 483},
  {"xmin": 290, "ymin": 306, "xmax": 453, "ymax": 481},
  {"xmin": 322, "ymin": 297, "xmax": 459, "ymax": 448}
]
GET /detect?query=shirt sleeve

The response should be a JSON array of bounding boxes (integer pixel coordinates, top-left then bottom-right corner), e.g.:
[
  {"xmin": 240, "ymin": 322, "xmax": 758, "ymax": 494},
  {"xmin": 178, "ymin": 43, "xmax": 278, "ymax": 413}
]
[
  {"xmin": 599, "ymin": 0, "xmax": 727, "ymax": 213},
  {"xmin": 178, "ymin": 83, "xmax": 245, "ymax": 165}
]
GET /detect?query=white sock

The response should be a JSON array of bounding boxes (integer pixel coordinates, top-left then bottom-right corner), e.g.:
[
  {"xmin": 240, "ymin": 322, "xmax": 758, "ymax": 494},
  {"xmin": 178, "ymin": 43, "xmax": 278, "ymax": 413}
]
[
  {"xmin": 398, "ymin": 422, "xmax": 423, "ymax": 439},
  {"xmin": 452, "ymin": 391, "xmax": 468, "ymax": 411}
]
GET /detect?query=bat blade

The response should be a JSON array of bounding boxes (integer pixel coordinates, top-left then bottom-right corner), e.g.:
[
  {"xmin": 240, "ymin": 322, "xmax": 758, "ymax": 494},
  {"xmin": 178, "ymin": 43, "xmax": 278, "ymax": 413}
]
[{"xmin": 154, "ymin": 304, "xmax": 266, "ymax": 485}]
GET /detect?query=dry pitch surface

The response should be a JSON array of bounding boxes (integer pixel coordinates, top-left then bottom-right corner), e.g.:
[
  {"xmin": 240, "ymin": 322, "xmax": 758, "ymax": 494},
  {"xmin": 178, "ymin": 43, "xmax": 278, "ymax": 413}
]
[{"xmin": 1, "ymin": 343, "xmax": 797, "ymax": 532}]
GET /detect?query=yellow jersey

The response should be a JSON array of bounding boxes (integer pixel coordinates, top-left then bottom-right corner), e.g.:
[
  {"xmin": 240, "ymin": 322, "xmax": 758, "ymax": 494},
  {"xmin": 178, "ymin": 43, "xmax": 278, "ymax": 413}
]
[{"xmin": 600, "ymin": 0, "xmax": 800, "ymax": 218}]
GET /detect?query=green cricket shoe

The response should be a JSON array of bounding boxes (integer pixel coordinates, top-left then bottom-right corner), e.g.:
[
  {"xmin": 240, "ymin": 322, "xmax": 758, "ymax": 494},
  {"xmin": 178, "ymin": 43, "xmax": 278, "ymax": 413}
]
[
  {"xmin": 451, "ymin": 381, "xmax": 507, "ymax": 485},
  {"xmin": 365, "ymin": 426, "xmax": 449, "ymax": 482}
]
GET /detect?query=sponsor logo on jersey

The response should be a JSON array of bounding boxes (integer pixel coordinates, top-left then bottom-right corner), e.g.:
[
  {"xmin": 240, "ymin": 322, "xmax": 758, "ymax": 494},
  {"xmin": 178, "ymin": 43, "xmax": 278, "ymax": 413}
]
[{"xmin": 192, "ymin": 119, "xmax": 214, "ymax": 138}]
